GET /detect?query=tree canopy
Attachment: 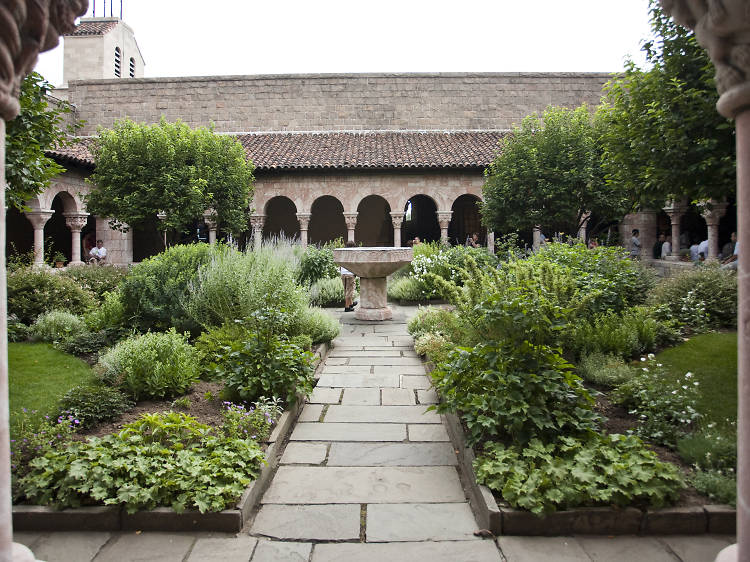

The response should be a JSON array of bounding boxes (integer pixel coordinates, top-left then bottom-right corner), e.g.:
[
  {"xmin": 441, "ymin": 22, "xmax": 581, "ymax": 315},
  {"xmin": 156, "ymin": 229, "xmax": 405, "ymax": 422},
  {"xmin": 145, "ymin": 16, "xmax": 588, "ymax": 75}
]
[
  {"xmin": 597, "ymin": 1, "xmax": 735, "ymax": 207},
  {"xmin": 481, "ymin": 105, "xmax": 630, "ymax": 237},
  {"xmin": 5, "ymin": 72, "xmax": 80, "ymax": 211},
  {"xmin": 86, "ymin": 119, "xmax": 255, "ymax": 235}
]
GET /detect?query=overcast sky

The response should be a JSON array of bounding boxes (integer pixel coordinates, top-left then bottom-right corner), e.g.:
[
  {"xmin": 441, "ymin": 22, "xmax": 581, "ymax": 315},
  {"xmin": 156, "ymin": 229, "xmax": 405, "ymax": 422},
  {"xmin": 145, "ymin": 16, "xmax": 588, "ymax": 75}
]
[{"xmin": 35, "ymin": 0, "xmax": 654, "ymax": 87}]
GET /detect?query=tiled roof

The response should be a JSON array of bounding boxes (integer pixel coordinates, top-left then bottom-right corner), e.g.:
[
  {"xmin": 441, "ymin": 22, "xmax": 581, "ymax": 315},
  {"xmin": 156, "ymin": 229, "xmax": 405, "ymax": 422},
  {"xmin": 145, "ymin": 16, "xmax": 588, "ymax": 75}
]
[
  {"xmin": 66, "ymin": 20, "xmax": 119, "ymax": 36},
  {"xmin": 48, "ymin": 131, "xmax": 506, "ymax": 171}
]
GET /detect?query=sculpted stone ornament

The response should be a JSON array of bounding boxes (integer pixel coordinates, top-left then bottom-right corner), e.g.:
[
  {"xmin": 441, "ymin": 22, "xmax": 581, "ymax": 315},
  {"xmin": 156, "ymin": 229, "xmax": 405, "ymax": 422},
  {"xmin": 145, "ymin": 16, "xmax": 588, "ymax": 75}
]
[{"xmin": 0, "ymin": 0, "xmax": 88, "ymax": 120}]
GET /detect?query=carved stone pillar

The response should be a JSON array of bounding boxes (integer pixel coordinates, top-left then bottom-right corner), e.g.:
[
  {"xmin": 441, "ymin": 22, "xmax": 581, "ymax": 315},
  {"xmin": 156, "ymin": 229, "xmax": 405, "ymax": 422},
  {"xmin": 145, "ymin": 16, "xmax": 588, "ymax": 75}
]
[
  {"xmin": 203, "ymin": 209, "xmax": 218, "ymax": 245},
  {"xmin": 64, "ymin": 213, "xmax": 89, "ymax": 265},
  {"xmin": 663, "ymin": 200, "xmax": 688, "ymax": 259},
  {"xmin": 532, "ymin": 225, "xmax": 542, "ymax": 252},
  {"xmin": 486, "ymin": 231, "xmax": 495, "ymax": 255},
  {"xmin": 343, "ymin": 213, "xmax": 358, "ymax": 244},
  {"xmin": 701, "ymin": 201, "xmax": 729, "ymax": 260},
  {"xmin": 578, "ymin": 212, "xmax": 591, "ymax": 241},
  {"xmin": 390, "ymin": 212, "xmax": 404, "ymax": 248},
  {"xmin": 436, "ymin": 211, "xmax": 453, "ymax": 244},
  {"xmin": 1, "ymin": 2, "xmax": 89, "ymax": 560},
  {"xmin": 24, "ymin": 210, "xmax": 54, "ymax": 265},
  {"xmin": 658, "ymin": 2, "xmax": 750, "ymax": 559},
  {"xmin": 296, "ymin": 213, "xmax": 311, "ymax": 247},
  {"xmin": 250, "ymin": 214, "xmax": 265, "ymax": 249}
]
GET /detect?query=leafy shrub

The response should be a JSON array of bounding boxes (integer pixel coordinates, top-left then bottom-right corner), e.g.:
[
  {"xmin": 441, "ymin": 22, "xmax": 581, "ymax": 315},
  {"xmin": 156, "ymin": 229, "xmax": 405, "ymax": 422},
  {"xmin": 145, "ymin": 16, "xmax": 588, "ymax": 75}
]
[
  {"xmin": 195, "ymin": 322, "xmax": 249, "ymax": 380},
  {"xmin": 120, "ymin": 243, "xmax": 220, "ymax": 334},
  {"xmin": 185, "ymin": 246, "xmax": 307, "ymax": 333},
  {"xmin": 407, "ymin": 306, "xmax": 465, "ymax": 344},
  {"xmin": 97, "ymin": 329, "xmax": 198, "ymax": 400},
  {"xmin": 309, "ymin": 276, "xmax": 346, "ymax": 307},
  {"xmin": 15, "ymin": 411, "xmax": 266, "ymax": 513},
  {"xmin": 8, "ymin": 315, "xmax": 29, "ymax": 343},
  {"xmin": 298, "ymin": 245, "xmax": 338, "ymax": 286},
  {"xmin": 61, "ymin": 266, "xmax": 126, "ymax": 299},
  {"xmin": 8, "ymin": 267, "xmax": 95, "ymax": 324},
  {"xmin": 293, "ymin": 307, "xmax": 340, "ymax": 344},
  {"xmin": 431, "ymin": 342, "xmax": 600, "ymax": 446},
  {"xmin": 648, "ymin": 265, "xmax": 737, "ymax": 329},
  {"xmin": 55, "ymin": 329, "xmax": 112, "ymax": 356},
  {"xmin": 475, "ymin": 434, "xmax": 684, "ymax": 514},
  {"xmin": 206, "ymin": 329, "xmax": 314, "ymax": 406},
  {"xmin": 387, "ymin": 276, "xmax": 430, "ymax": 302},
  {"xmin": 84, "ymin": 290, "xmax": 126, "ymax": 333},
  {"xmin": 691, "ymin": 469, "xmax": 736, "ymax": 506},
  {"xmin": 414, "ymin": 333, "xmax": 453, "ymax": 364},
  {"xmin": 613, "ymin": 358, "xmax": 701, "ymax": 446},
  {"xmin": 289, "ymin": 334, "xmax": 313, "ymax": 351},
  {"xmin": 577, "ymin": 353, "xmax": 634, "ymax": 386},
  {"xmin": 57, "ymin": 385, "xmax": 134, "ymax": 428},
  {"xmin": 677, "ymin": 422, "xmax": 736, "ymax": 472},
  {"xmin": 30, "ymin": 310, "xmax": 86, "ymax": 343}
]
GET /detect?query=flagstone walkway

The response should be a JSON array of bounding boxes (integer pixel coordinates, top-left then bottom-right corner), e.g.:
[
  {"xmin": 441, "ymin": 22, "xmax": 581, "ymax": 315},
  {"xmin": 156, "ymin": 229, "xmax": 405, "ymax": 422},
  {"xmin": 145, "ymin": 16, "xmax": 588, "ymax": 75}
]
[{"xmin": 13, "ymin": 305, "xmax": 737, "ymax": 560}]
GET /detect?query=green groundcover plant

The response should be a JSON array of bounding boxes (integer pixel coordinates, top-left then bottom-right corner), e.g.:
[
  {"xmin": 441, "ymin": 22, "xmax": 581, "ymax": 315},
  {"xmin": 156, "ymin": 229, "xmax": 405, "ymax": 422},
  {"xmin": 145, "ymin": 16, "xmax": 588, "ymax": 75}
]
[{"xmin": 8, "ymin": 267, "xmax": 95, "ymax": 324}]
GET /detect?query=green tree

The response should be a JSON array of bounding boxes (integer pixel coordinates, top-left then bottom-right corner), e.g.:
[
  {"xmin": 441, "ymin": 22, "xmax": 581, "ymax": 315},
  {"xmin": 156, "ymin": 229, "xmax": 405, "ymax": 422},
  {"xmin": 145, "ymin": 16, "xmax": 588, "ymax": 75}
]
[
  {"xmin": 597, "ymin": 1, "xmax": 735, "ymax": 207},
  {"xmin": 5, "ymin": 72, "xmax": 80, "ymax": 211},
  {"xmin": 86, "ymin": 119, "xmax": 254, "ymax": 235},
  {"xmin": 481, "ymin": 105, "xmax": 629, "ymax": 236}
]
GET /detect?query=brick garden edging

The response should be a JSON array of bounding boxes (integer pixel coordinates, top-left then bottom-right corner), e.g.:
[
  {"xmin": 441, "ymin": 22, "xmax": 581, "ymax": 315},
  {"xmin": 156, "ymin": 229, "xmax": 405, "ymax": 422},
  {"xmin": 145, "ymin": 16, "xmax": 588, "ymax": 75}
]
[
  {"xmin": 434, "ymin": 362, "xmax": 737, "ymax": 536},
  {"xmin": 13, "ymin": 342, "xmax": 330, "ymax": 533}
]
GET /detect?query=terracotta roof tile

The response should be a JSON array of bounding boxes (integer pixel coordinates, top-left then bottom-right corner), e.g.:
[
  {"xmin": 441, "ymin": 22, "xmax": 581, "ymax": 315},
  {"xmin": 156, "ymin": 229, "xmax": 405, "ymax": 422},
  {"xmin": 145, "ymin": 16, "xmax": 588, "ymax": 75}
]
[
  {"xmin": 66, "ymin": 20, "xmax": 119, "ymax": 36},
  {"xmin": 48, "ymin": 131, "xmax": 505, "ymax": 171}
]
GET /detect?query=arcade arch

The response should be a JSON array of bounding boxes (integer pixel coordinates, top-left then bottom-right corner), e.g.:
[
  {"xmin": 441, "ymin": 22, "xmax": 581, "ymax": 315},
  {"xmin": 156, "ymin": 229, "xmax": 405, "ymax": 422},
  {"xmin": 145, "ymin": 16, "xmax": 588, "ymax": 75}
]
[
  {"xmin": 355, "ymin": 195, "xmax": 393, "ymax": 247},
  {"xmin": 263, "ymin": 196, "xmax": 300, "ymax": 241},
  {"xmin": 309, "ymin": 196, "xmax": 346, "ymax": 246},
  {"xmin": 449, "ymin": 194, "xmax": 485, "ymax": 246},
  {"xmin": 402, "ymin": 195, "xmax": 440, "ymax": 245}
]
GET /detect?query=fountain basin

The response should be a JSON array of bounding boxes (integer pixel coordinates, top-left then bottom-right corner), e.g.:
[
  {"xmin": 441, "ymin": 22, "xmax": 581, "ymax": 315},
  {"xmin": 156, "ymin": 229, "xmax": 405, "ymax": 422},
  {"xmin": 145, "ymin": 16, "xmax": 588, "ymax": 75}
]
[{"xmin": 333, "ymin": 247, "xmax": 413, "ymax": 321}]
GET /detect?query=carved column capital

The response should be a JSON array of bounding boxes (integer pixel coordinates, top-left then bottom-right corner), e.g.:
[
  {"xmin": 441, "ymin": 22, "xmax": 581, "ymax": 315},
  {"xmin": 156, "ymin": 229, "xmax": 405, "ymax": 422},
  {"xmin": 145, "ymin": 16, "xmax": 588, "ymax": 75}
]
[
  {"xmin": 0, "ymin": 0, "xmax": 88, "ymax": 120},
  {"xmin": 202, "ymin": 208, "xmax": 218, "ymax": 230},
  {"xmin": 63, "ymin": 212, "xmax": 88, "ymax": 232},
  {"xmin": 296, "ymin": 212, "xmax": 312, "ymax": 230},
  {"xmin": 660, "ymin": 0, "xmax": 750, "ymax": 117},
  {"xmin": 24, "ymin": 209, "xmax": 54, "ymax": 229},
  {"xmin": 390, "ymin": 211, "xmax": 404, "ymax": 228},
  {"xmin": 700, "ymin": 200, "xmax": 729, "ymax": 226},
  {"xmin": 343, "ymin": 213, "xmax": 358, "ymax": 230},
  {"xmin": 436, "ymin": 211, "xmax": 453, "ymax": 229},
  {"xmin": 249, "ymin": 214, "xmax": 266, "ymax": 230}
]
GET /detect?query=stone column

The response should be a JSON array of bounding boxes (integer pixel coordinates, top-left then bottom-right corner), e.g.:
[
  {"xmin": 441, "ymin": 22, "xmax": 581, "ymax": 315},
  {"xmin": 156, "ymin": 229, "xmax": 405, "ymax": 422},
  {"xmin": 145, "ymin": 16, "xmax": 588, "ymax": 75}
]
[
  {"xmin": 343, "ymin": 213, "xmax": 358, "ymax": 244},
  {"xmin": 578, "ymin": 212, "xmax": 591, "ymax": 241},
  {"xmin": 296, "ymin": 213, "xmax": 311, "ymax": 247},
  {"xmin": 249, "ymin": 214, "xmax": 265, "ymax": 249},
  {"xmin": 486, "ymin": 231, "xmax": 495, "ymax": 255},
  {"xmin": 390, "ymin": 212, "xmax": 404, "ymax": 247},
  {"xmin": 663, "ymin": 200, "xmax": 687, "ymax": 259},
  {"xmin": 156, "ymin": 211, "xmax": 168, "ymax": 249},
  {"xmin": 203, "ymin": 209, "xmax": 217, "ymax": 245},
  {"xmin": 436, "ymin": 211, "xmax": 453, "ymax": 244},
  {"xmin": 701, "ymin": 201, "xmax": 728, "ymax": 260},
  {"xmin": 532, "ymin": 225, "xmax": 542, "ymax": 252},
  {"xmin": 658, "ymin": 2, "xmax": 750, "ymax": 559},
  {"xmin": 63, "ymin": 213, "xmax": 88, "ymax": 265},
  {"xmin": 24, "ymin": 211, "xmax": 54, "ymax": 265},
  {"xmin": 1, "ymin": 2, "xmax": 88, "ymax": 560}
]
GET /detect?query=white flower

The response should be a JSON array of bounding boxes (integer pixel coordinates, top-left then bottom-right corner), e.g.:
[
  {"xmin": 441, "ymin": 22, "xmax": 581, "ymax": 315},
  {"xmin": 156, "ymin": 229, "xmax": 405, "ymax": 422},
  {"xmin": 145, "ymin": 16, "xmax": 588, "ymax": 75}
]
[
  {"xmin": 642, "ymin": 368, "xmax": 649, "ymax": 372},
  {"xmin": 640, "ymin": 357, "xmax": 646, "ymax": 362},
  {"xmin": 685, "ymin": 372, "xmax": 693, "ymax": 378},
  {"xmin": 647, "ymin": 353, "xmax": 655, "ymax": 360},
  {"xmin": 671, "ymin": 390, "xmax": 678, "ymax": 394}
]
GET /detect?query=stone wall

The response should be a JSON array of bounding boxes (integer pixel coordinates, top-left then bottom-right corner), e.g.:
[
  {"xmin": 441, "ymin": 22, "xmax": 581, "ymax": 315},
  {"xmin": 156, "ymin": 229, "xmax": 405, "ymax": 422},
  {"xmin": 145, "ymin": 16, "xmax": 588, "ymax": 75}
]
[{"xmin": 66, "ymin": 72, "xmax": 611, "ymax": 135}]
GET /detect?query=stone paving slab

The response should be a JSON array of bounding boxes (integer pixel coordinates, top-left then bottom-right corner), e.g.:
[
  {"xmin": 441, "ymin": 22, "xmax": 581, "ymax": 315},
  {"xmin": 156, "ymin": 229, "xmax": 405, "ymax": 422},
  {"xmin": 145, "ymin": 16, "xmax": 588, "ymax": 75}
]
[
  {"xmin": 408, "ymin": 424, "xmax": 450, "ymax": 441},
  {"xmin": 262, "ymin": 466, "xmax": 465, "ymax": 504},
  {"xmin": 332, "ymin": 336, "xmax": 390, "ymax": 346},
  {"xmin": 367, "ymin": 503, "xmax": 479, "ymax": 542},
  {"xmin": 281, "ymin": 442, "xmax": 328, "ymax": 465},
  {"xmin": 390, "ymin": 336, "xmax": 415, "ymax": 346},
  {"xmin": 332, "ymin": 346, "xmax": 414, "ymax": 352},
  {"xmin": 381, "ymin": 388, "xmax": 416, "ymax": 405},
  {"xmin": 348, "ymin": 357, "xmax": 422, "ymax": 366},
  {"xmin": 316, "ymin": 374, "xmax": 399, "ymax": 388},
  {"xmin": 324, "ymin": 405, "xmax": 440, "ymax": 423},
  {"xmin": 290, "ymin": 422, "xmax": 406, "ymax": 442},
  {"xmin": 373, "ymin": 365, "xmax": 426, "ymax": 375},
  {"xmin": 659, "ymin": 535, "xmax": 734, "ymax": 562},
  {"xmin": 94, "ymin": 532, "xmax": 194, "ymax": 562},
  {"xmin": 251, "ymin": 504, "xmax": 360, "ymax": 540},
  {"xmin": 497, "ymin": 536, "xmax": 591, "ymax": 562},
  {"xmin": 251, "ymin": 540, "xmax": 312, "ymax": 561},
  {"xmin": 328, "ymin": 349, "xmax": 405, "ymax": 357},
  {"xmin": 186, "ymin": 536, "xmax": 258, "ymax": 562},
  {"xmin": 298, "ymin": 404, "xmax": 324, "ymax": 422},
  {"xmin": 577, "ymin": 536, "xmax": 676, "ymax": 562},
  {"xmin": 400, "ymin": 375, "xmax": 433, "ymax": 389},
  {"xmin": 309, "ymin": 387, "xmax": 342, "ymax": 404},
  {"xmin": 341, "ymin": 388, "xmax": 380, "ymax": 405},
  {"xmin": 25, "ymin": 532, "xmax": 111, "ymax": 562},
  {"xmin": 311, "ymin": 540, "xmax": 503, "ymax": 562},
  {"xmin": 417, "ymin": 388, "xmax": 439, "ymax": 404},
  {"xmin": 323, "ymin": 357, "xmax": 349, "ymax": 365},
  {"xmin": 319, "ymin": 365, "xmax": 373, "ymax": 374},
  {"xmin": 327, "ymin": 442, "xmax": 457, "ymax": 466}
]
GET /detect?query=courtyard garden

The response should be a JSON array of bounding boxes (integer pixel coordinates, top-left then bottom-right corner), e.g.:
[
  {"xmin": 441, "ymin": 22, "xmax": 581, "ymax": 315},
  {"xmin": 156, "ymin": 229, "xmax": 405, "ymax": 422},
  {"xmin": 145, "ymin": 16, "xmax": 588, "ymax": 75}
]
[
  {"xmin": 403, "ymin": 241, "xmax": 738, "ymax": 513},
  {"xmin": 7, "ymin": 239, "xmax": 342, "ymax": 514}
]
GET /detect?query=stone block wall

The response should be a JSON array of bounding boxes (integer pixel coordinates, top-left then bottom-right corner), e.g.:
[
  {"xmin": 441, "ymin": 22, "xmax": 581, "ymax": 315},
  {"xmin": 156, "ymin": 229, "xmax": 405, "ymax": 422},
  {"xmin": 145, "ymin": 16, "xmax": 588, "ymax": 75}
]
[{"xmin": 67, "ymin": 72, "xmax": 611, "ymax": 135}]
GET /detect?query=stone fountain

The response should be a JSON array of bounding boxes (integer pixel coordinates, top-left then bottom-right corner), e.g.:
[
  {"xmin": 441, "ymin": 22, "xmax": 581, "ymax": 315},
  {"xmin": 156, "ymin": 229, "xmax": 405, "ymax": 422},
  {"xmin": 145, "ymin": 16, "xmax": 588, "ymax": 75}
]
[{"xmin": 333, "ymin": 247, "xmax": 413, "ymax": 321}]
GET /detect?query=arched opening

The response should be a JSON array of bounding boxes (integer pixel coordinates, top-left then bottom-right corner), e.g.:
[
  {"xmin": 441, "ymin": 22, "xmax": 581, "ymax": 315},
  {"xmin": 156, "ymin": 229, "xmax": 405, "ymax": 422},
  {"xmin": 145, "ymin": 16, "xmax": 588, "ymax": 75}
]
[
  {"xmin": 356, "ymin": 195, "xmax": 392, "ymax": 247},
  {"xmin": 7, "ymin": 207, "xmax": 33, "ymax": 261},
  {"xmin": 719, "ymin": 198, "xmax": 737, "ymax": 259},
  {"xmin": 449, "ymin": 194, "xmax": 485, "ymax": 246},
  {"xmin": 263, "ymin": 196, "xmax": 299, "ymax": 242},
  {"xmin": 309, "ymin": 196, "xmax": 346, "ymax": 246},
  {"xmin": 681, "ymin": 205, "xmax": 708, "ymax": 249},
  {"xmin": 44, "ymin": 193, "xmax": 76, "ymax": 262},
  {"xmin": 402, "ymin": 195, "xmax": 439, "ymax": 245}
]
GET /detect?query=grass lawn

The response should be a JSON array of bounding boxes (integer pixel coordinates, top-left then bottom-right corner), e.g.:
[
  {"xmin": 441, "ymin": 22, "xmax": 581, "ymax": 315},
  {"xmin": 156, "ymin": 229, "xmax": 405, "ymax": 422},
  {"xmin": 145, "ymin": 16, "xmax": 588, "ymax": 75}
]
[
  {"xmin": 9, "ymin": 343, "xmax": 96, "ymax": 424},
  {"xmin": 656, "ymin": 332, "xmax": 737, "ymax": 427}
]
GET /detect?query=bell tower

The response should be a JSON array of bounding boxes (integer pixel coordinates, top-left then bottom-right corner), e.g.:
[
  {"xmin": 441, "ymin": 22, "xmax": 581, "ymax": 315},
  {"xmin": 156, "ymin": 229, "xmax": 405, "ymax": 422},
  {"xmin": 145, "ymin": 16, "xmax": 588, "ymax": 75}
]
[{"xmin": 62, "ymin": 1, "xmax": 145, "ymax": 86}]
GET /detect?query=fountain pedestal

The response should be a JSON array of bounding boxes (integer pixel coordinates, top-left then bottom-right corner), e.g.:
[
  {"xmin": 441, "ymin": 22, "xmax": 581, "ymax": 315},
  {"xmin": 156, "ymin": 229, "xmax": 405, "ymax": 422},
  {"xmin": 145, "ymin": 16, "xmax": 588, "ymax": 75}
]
[{"xmin": 333, "ymin": 247, "xmax": 413, "ymax": 321}]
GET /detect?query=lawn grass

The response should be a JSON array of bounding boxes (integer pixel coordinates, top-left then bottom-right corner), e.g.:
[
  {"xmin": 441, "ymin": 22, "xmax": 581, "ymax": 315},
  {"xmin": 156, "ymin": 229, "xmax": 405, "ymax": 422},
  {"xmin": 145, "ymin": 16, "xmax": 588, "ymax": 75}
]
[
  {"xmin": 9, "ymin": 343, "xmax": 96, "ymax": 424},
  {"xmin": 656, "ymin": 332, "xmax": 737, "ymax": 427}
]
